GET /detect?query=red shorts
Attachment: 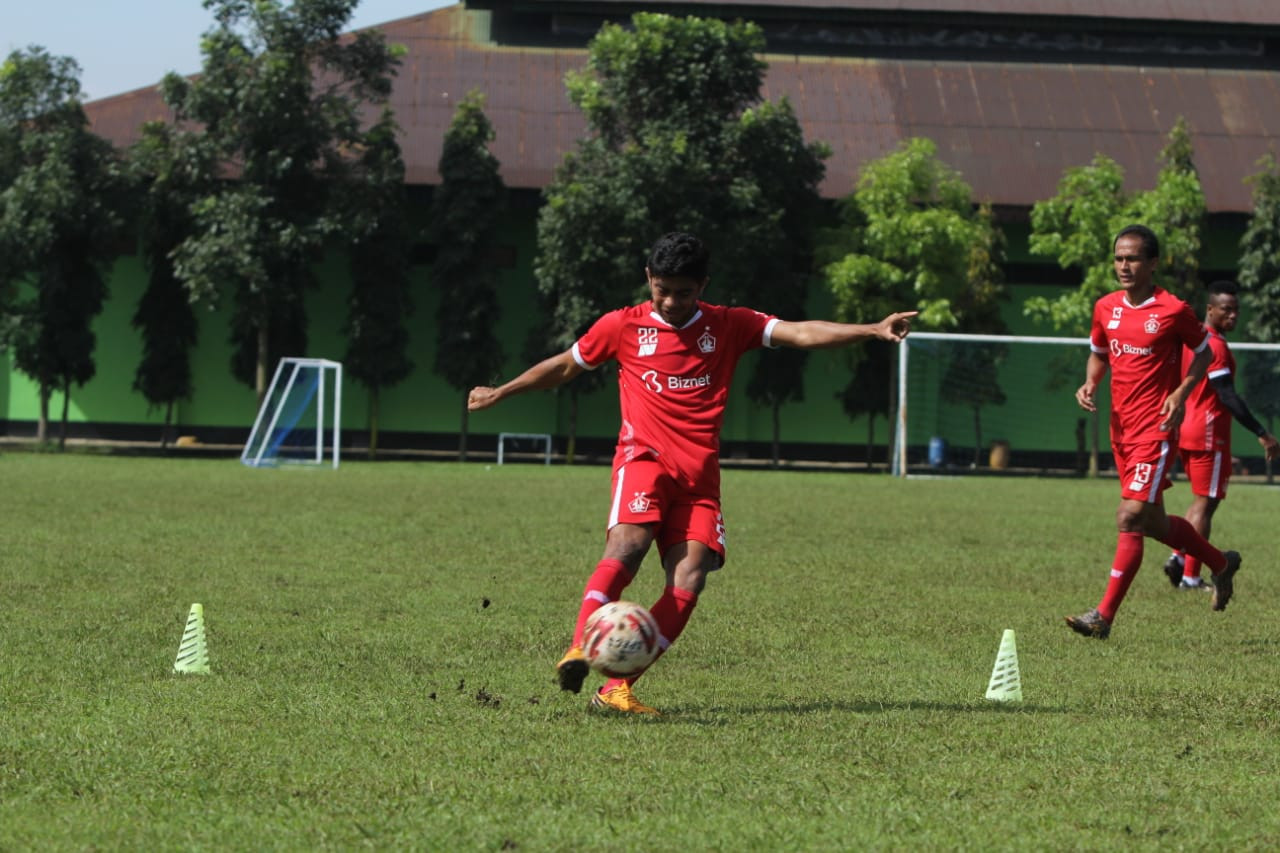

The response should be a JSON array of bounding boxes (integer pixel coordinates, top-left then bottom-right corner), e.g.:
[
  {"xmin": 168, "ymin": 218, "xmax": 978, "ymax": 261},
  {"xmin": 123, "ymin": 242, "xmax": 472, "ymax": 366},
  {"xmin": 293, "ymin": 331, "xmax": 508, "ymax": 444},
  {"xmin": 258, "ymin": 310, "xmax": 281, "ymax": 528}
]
[
  {"xmin": 1112, "ymin": 439, "xmax": 1175, "ymax": 503},
  {"xmin": 608, "ymin": 458, "xmax": 727, "ymax": 567},
  {"xmin": 1179, "ymin": 447, "xmax": 1230, "ymax": 499}
]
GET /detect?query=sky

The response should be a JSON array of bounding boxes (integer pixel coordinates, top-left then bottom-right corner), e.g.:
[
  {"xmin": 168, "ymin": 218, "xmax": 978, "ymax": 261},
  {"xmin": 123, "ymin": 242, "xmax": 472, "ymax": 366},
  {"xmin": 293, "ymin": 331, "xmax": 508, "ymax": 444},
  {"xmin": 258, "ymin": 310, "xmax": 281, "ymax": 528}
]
[{"xmin": 6, "ymin": 0, "xmax": 455, "ymax": 102}]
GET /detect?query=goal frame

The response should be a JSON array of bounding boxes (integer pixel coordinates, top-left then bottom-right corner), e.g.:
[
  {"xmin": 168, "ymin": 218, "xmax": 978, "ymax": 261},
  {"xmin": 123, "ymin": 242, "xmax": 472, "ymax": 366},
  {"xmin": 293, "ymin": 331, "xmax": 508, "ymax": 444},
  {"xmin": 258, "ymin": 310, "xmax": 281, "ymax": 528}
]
[
  {"xmin": 893, "ymin": 331, "xmax": 1280, "ymax": 477},
  {"xmin": 241, "ymin": 357, "xmax": 343, "ymax": 469},
  {"xmin": 893, "ymin": 332, "xmax": 1087, "ymax": 477}
]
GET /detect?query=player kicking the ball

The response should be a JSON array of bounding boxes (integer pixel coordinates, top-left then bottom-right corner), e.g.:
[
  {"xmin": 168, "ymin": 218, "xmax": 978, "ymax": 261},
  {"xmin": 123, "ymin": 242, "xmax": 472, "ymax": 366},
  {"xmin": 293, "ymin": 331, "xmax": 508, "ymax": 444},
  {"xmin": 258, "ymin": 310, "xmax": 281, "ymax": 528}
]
[
  {"xmin": 468, "ymin": 232, "xmax": 916, "ymax": 714},
  {"xmin": 1067, "ymin": 225, "xmax": 1242, "ymax": 640}
]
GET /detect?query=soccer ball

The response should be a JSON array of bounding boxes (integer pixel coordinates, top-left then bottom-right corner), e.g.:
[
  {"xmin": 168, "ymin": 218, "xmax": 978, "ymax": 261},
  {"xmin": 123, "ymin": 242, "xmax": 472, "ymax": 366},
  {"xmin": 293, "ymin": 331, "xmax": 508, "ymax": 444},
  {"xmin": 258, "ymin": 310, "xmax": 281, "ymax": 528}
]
[{"xmin": 582, "ymin": 600, "xmax": 661, "ymax": 677}]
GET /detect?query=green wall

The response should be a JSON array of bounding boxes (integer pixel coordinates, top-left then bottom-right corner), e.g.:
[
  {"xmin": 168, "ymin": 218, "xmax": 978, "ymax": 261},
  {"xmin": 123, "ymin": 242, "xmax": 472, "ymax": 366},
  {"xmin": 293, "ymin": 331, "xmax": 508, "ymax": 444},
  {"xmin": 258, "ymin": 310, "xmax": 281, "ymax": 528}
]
[{"xmin": 2, "ymin": 207, "xmax": 1271, "ymax": 464}]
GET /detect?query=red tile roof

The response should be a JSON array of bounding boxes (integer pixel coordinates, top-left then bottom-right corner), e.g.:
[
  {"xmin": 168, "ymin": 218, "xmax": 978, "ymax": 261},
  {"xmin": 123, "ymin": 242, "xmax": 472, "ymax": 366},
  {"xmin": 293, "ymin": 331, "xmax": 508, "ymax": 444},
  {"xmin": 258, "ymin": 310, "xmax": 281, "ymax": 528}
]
[{"xmin": 84, "ymin": 4, "xmax": 1280, "ymax": 212}]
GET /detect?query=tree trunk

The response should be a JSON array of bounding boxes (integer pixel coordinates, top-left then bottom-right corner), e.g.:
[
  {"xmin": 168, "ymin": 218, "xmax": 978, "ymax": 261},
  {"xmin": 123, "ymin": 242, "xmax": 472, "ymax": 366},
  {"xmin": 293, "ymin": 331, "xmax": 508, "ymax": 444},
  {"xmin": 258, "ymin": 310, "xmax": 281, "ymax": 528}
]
[
  {"xmin": 162, "ymin": 400, "xmax": 173, "ymax": 449},
  {"xmin": 458, "ymin": 392, "xmax": 469, "ymax": 462},
  {"xmin": 771, "ymin": 402, "xmax": 781, "ymax": 468},
  {"xmin": 972, "ymin": 406, "xmax": 983, "ymax": 468},
  {"xmin": 866, "ymin": 414, "xmax": 875, "ymax": 470},
  {"xmin": 1089, "ymin": 410, "xmax": 1100, "ymax": 478},
  {"xmin": 59, "ymin": 379, "xmax": 70, "ymax": 451},
  {"xmin": 367, "ymin": 388, "xmax": 380, "ymax": 460},
  {"xmin": 255, "ymin": 323, "xmax": 269, "ymax": 406},
  {"xmin": 566, "ymin": 387, "xmax": 579, "ymax": 465},
  {"xmin": 37, "ymin": 382, "xmax": 50, "ymax": 443}
]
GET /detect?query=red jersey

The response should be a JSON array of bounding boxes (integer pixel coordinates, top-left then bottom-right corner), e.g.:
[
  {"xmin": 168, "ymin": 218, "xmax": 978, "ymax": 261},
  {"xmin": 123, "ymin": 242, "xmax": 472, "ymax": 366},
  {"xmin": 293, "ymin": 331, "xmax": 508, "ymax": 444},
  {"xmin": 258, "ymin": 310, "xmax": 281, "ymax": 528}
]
[
  {"xmin": 1089, "ymin": 287, "xmax": 1208, "ymax": 444},
  {"xmin": 1178, "ymin": 327, "xmax": 1234, "ymax": 452},
  {"xmin": 572, "ymin": 301, "xmax": 779, "ymax": 495}
]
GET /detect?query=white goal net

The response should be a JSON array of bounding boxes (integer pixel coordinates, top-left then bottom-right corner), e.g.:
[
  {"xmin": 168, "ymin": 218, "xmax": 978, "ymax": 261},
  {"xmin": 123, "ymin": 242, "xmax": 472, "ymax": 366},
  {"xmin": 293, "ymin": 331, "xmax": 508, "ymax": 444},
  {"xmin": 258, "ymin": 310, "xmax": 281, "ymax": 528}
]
[
  {"xmin": 242, "ymin": 358, "xmax": 343, "ymax": 469},
  {"xmin": 892, "ymin": 332, "xmax": 1280, "ymax": 478}
]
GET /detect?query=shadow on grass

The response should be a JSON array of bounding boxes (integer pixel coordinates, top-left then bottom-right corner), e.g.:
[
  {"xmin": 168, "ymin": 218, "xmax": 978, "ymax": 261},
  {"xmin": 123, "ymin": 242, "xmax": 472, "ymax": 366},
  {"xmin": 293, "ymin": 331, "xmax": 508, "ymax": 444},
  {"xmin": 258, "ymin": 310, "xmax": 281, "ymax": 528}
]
[{"xmin": 662, "ymin": 698, "xmax": 1071, "ymax": 723}]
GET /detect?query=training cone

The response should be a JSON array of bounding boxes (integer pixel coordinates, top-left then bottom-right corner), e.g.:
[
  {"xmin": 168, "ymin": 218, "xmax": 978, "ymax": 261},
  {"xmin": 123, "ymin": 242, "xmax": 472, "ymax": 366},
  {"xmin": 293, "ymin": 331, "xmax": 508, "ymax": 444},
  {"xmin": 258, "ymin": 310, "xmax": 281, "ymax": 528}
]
[
  {"xmin": 984, "ymin": 628, "xmax": 1022, "ymax": 702},
  {"xmin": 174, "ymin": 603, "xmax": 211, "ymax": 675}
]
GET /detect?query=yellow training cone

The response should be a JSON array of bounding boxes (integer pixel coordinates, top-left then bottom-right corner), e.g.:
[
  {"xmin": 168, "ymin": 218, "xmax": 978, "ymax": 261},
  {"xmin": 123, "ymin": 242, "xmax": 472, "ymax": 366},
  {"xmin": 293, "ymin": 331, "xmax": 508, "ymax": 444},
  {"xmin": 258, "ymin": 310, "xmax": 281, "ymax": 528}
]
[
  {"xmin": 985, "ymin": 628, "xmax": 1021, "ymax": 702},
  {"xmin": 174, "ymin": 603, "xmax": 211, "ymax": 674}
]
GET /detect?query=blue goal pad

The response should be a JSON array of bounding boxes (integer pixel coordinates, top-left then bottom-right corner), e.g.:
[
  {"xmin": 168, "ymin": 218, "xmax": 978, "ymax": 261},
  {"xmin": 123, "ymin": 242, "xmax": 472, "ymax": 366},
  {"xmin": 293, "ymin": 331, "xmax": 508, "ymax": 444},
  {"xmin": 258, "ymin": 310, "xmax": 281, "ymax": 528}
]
[{"xmin": 242, "ymin": 358, "xmax": 343, "ymax": 469}]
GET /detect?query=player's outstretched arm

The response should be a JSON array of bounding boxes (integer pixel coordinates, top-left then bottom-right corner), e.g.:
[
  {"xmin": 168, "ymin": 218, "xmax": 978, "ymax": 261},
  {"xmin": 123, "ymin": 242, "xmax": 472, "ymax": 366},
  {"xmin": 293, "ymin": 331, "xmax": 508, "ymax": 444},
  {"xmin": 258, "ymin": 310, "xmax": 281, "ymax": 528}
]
[
  {"xmin": 468, "ymin": 349, "xmax": 584, "ymax": 412},
  {"xmin": 770, "ymin": 311, "xmax": 918, "ymax": 350}
]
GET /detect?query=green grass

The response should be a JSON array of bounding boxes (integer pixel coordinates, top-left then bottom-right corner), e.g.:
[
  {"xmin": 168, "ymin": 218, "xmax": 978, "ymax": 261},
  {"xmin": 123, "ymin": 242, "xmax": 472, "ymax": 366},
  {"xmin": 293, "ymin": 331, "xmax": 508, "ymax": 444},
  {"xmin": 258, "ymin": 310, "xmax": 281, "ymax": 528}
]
[{"xmin": 2, "ymin": 453, "xmax": 1279, "ymax": 850}]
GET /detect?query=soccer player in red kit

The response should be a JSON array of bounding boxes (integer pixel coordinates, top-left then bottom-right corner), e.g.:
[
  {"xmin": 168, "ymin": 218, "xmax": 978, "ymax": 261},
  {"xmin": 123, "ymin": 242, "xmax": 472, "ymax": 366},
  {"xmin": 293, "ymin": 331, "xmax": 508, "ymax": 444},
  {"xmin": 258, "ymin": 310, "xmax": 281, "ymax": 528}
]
[
  {"xmin": 468, "ymin": 232, "xmax": 917, "ymax": 713},
  {"xmin": 1162, "ymin": 280, "xmax": 1280, "ymax": 590},
  {"xmin": 1067, "ymin": 225, "xmax": 1242, "ymax": 639}
]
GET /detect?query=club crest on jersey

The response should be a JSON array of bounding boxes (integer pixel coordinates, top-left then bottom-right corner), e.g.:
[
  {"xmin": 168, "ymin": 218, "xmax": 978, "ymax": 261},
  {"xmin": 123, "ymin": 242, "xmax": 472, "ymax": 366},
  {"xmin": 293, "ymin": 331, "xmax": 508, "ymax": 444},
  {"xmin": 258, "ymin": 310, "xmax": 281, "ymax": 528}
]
[
  {"xmin": 629, "ymin": 491, "xmax": 652, "ymax": 513},
  {"xmin": 1144, "ymin": 315, "xmax": 1160, "ymax": 334},
  {"xmin": 697, "ymin": 329, "xmax": 716, "ymax": 354}
]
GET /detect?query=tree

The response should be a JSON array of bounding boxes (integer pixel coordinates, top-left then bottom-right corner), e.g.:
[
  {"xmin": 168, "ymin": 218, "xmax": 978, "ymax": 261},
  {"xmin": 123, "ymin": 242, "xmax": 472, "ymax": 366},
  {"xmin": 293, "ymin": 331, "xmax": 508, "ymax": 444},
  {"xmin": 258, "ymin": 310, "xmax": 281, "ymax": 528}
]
[
  {"xmin": 836, "ymin": 340, "xmax": 894, "ymax": 468},
  {"xmin": 535, "ymin": 13, "xmax": 828, "ymax": 459},
  {"xmin": 164, "ymin": 0, "xmax": 401, "ymax": 402},
  {"xmin": 0, "ymin": 48, "xmax": 125, "ymax": 447},
  {"xmin": 1125, "ymin": 117, "xmax": 1206, "ymax": 302},
  {"xmin": 822, "ymin": 138, "xmax": 1005, "ymax": 332},
  {"xmin": 1239, "ymin": 153, "xmax": 1280, "ymax": 482},
  {"xmin": 129, "ymin": 121, "xmax": 204, "ymax": 447},
  {"xmin": 430, "ymin": 91, "xmax": 507, "ymax": 462},
  {"xmin": 1025, "ymin": 118, "xmax": 1207, "ymax": 334},
  {"xmin": 821, "ymin": 139, "xmax": 1007, "ymax": 462},
  {"xmin": 343, "ymin": 109, "xmax": 414, "ymax": 459}
]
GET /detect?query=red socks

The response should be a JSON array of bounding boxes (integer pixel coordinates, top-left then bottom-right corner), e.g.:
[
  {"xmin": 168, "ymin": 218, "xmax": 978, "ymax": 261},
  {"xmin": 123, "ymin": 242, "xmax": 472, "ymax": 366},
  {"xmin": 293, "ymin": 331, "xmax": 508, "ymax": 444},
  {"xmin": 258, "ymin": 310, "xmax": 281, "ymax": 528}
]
[
  {"xmin": 571, "ymin": 559, "xmax": 633, "ymax": 647},
  {"xmin": 603, "ymin": 585, "xmax": 698, "ymax": 691},
  {"xmin": 1160, "ymin": 516, "xmax": 1226, "ymax": 574},
  {"xmin": 1098, "ymin": 531, "xmax": 1143, "ymax": 623}
]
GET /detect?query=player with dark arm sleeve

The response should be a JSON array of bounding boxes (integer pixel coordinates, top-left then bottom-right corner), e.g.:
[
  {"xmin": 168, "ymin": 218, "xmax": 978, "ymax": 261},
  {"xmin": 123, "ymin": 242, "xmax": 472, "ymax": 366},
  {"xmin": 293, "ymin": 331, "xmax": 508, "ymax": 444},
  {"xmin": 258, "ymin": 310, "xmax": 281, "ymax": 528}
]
[{"xmin": 1162, "ymin": 280, "xmax": 1280, "ymax": 590}]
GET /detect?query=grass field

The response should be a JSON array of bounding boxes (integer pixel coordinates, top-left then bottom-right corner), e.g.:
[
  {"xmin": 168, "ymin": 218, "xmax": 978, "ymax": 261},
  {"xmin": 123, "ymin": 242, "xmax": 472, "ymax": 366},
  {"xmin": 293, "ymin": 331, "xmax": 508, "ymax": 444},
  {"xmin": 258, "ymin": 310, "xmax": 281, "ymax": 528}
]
[{"xmin": 2, "ymin": 452, "xmax": 1279, "ymax": 850}]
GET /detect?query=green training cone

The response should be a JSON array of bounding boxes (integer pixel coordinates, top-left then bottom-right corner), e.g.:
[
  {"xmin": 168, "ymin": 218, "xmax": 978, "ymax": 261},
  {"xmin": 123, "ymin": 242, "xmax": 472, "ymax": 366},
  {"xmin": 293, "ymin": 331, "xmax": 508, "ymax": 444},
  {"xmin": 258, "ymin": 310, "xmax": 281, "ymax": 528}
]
[
  {"xmin": 174, "ymin": 603, "xmax": 211, "ymax": 675},
  {"xmin": 985, "ymin": 628, "xmax": 1021, "ymax": 702}
]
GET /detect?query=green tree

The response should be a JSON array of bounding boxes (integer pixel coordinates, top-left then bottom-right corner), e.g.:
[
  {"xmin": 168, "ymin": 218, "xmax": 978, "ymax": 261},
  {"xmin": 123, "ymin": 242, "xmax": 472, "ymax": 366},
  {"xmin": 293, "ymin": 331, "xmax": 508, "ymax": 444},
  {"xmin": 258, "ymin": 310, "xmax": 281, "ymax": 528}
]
[
  {"xmin": 1126, "ymin": 117, "xmax": 1206, "ymax": 302},
  {"xmin": 1239, "ymin": 153, "xmax": 1280, "ymax": 482},
  {"xmin": 821, "ymin": 139, "xmax": 1007, "ymax": 463},
  {"xmin": 129, "ymin": 121, "xmax": 204, "ymax": 447},
  {"xmin": 836, "ymin": 340, "xmax": 894, "ymax": 468},
  {"xmin": 822, "ymin": 138, "xmax": 1005, "ymax": 331},
  {"xmin": 343, "ymin": 109, "xmax": 414, "ymax": 459},
  {"xmin": 164, "ymin": 0, "xmax": 401, "ymax": 402},
  {"xmin": 535, "ymin": 13, "xmax": 828, "ymax": 460},
  {"xmin": 0, "ymin": 47, "xmax": 125, "ymax": 447},
  {"xmin": 1026, "ymin": 118, "xmax": 1207, "ymax": 334},
  {"xmin": 430, "ymin": 91, "xmax": 507, "ymax": 462}
]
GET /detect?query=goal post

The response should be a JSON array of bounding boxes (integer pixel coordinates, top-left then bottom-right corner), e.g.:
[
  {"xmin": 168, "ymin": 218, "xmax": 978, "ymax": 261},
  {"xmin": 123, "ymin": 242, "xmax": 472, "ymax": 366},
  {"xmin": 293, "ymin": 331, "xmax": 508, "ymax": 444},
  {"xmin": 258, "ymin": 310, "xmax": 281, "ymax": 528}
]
[
  {"xmin": 893, "ymin": 332, "xmax": 1280, "ymax": 478},
  {"xmin": 893, "ymin": 332, "xmax": 1089, "ymax": 477},
  {"xmin": 241, "ymin": 358, "xmax": 343, "ymax": 469}
]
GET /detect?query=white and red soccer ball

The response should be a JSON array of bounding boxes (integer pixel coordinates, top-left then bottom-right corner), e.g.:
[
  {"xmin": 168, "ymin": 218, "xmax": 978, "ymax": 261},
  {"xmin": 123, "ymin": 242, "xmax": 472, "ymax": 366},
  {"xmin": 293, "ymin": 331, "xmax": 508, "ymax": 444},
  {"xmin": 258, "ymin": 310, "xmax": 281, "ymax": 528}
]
[{"xmin": 582, "ymin": 601, "xmax": 661, "ymax": 677}]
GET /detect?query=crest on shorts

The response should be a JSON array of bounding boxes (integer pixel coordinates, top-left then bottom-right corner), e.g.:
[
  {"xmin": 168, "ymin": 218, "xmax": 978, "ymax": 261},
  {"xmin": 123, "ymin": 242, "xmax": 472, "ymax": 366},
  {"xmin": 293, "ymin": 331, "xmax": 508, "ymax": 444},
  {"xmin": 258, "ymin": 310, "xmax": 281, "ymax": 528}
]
[
  {"xmin": 698, "ymin": 329, "xmax": 716, "ymax": 354},
  {"xmin": 1144, "ymin": 315, "xmax": 1160, "ymax": 334},
  {"xmin": 629, "ymin": 491, "xmax": 651, "ymax": 513}
]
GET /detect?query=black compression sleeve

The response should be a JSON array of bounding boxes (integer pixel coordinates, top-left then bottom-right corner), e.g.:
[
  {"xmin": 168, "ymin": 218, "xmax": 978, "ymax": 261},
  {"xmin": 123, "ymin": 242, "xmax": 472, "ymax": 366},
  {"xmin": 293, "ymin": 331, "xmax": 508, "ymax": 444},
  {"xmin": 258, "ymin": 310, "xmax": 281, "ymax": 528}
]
[{"xmin": 1209, "ymin": 374, "xmax": 1267, "ymax": 437}]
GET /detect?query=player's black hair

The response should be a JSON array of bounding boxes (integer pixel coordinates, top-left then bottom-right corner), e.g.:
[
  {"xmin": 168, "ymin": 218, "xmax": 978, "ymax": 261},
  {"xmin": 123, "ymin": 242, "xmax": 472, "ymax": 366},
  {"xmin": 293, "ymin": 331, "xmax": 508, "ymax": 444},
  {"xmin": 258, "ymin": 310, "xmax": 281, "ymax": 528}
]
[
  {"xmin": 1207, "ymin": 279, "xmax": 1239, "ymax": 298},
  {"xmin": 647, "ymin": 232, "xmax": 710, "ymax": 280},
  {"xmin": 1114, "ymin": 224, "xmax": 1160, "ymax": 259}
]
